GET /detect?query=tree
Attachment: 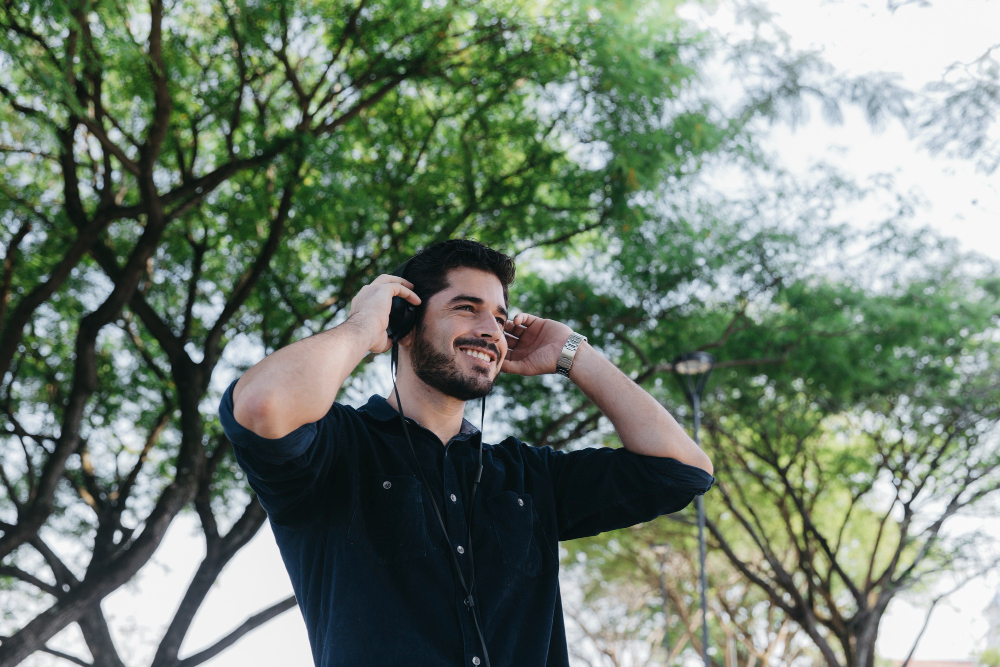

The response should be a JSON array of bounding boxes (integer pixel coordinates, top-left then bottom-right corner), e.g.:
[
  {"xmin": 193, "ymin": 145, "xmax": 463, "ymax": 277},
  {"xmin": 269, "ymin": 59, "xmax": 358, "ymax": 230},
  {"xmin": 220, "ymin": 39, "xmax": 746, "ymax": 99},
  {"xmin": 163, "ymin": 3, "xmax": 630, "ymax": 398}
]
[
  {"xmin": 0, "ymin": 0, "xmax": 735, "ymax": 663},
  {"xmin": 545, "ymin": 224, "xmax": 1000, "ymax": 666},
  {"xmin": 703, "ymin": 260, "xmax": 1000, "ymax": 667},
  {"xmin": 493, "ymin": 144, "xmax": 1000, "ymax": 666},
  {"xmin": 562, "ymin": 521, "xmax": 815, "ymax": 666},
  {"xmin": 490, "ymin": 4, "xmax": 1000, "ymax": 662}
]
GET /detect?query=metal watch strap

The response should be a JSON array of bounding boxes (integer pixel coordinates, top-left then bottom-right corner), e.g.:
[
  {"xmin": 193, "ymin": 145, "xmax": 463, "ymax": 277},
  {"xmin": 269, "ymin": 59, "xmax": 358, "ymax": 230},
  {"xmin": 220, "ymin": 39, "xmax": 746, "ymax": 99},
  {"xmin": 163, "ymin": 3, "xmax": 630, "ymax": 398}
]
[{"xmin": 556, "ymin": 332, "xmax": 587, "ymax": 377}]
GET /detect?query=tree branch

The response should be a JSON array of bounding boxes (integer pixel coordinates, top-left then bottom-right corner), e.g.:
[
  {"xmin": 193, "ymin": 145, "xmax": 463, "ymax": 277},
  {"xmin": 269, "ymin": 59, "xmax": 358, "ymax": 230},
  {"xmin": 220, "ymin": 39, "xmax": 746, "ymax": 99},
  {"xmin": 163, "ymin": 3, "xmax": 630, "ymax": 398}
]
[
  {"xmin": 176, "ymin": 596, "xmax": 297, "ymax": 667},
  {"xmin": 201, "ymin": 159, "xmax": 303, "ymax": 370},
  {"xmin": 151, "ymin": 497, "xmax": 267, "ymax": 667},
  {"xmin": 38, "ymin": 645, "xmax": 92, "ymax": 667},
  {"xmin": 0, "ymin": 565, "xmax": 61, "ymax": 597},
  {"xmin": 77, "ymin": 602, "xmax": 127, "ymax": 667}
]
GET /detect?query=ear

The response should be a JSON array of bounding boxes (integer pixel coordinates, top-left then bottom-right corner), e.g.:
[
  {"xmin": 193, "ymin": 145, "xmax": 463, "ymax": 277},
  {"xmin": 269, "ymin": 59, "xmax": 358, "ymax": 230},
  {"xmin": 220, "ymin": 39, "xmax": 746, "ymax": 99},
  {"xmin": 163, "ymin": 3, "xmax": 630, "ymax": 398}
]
[{"xmin": 397, "ymin": 328, "xmax": 416, "ymax": 349}]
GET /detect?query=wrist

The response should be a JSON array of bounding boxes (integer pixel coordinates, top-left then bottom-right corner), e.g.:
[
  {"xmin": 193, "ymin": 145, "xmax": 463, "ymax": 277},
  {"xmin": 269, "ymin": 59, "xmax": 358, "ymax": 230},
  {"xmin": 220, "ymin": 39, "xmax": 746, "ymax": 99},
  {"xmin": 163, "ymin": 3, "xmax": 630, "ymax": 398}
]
[
  {"xmin": 345, "ymin": 311, "xmax": 384, "ymax": 350},
  {"xmin": 569, "ymin": 341, "xmax": 596, "ymax": 382},
  {"xmin": 556, "ymin": 332, "xmax": 588, "ymax": 378}
]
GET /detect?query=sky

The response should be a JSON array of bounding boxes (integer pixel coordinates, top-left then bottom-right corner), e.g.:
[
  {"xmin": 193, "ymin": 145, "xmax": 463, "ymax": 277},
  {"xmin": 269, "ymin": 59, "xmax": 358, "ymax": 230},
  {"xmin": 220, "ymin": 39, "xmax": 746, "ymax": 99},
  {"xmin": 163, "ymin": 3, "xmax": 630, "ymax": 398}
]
[
  {"xmin": 744, "ymin": 0, "xmax": 1000, "ymax": 260},
  {"xmin": 17, "ymin": 0, "xmax": 1000, "ymax": 665}
]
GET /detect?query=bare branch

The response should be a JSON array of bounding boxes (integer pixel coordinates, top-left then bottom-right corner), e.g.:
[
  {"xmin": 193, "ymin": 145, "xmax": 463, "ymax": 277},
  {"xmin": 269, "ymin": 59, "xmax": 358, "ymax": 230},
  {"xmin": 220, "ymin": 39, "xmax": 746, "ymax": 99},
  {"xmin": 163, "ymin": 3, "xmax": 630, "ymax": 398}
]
[
  {"xmin": 37, "ymin": 645, "xmax": 92, "ymax": 667},
  {"xmin": 142, "ymin": 0, "xmax": 174, "ymax": 166},
  {"xmin": 181, "ymin": 234, "xmax": 207, "ymax": 343},
  {"xmin": 151, "ymin": 497, "xmax": 267, "ymax": 667},
  {"xmin": 114, "ymin": 408, "xmax": 172, "ymax": 509},
  {"xmin": 176, "ymin": 596, "xmax": 297, "ymax": 667},
  {"xmin": 77, "ymin": 603, "xmax": 127, "ymax": 667},
  {"xmin": 0, "ymin": 82, "xmax": 47, "ymax": 116},
  {"xmin": 901, "ymin": 553, "xmax": 1000, "ymax": 667},
  {"xmin": 0, "ymin": 565, "xmax": 61, "ymax": 597},
  {"xmin": 29, "ymin": 535, "xmax": 80, "ymax": 590}
]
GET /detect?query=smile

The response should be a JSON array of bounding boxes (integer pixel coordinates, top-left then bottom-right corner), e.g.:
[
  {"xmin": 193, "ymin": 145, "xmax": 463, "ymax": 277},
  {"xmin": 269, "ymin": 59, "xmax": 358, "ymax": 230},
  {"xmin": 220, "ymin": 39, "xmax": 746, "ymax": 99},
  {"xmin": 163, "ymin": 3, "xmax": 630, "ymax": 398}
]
[{"xmin": 460, "ymin": 348, "xmax": 494, "ymax": 363}]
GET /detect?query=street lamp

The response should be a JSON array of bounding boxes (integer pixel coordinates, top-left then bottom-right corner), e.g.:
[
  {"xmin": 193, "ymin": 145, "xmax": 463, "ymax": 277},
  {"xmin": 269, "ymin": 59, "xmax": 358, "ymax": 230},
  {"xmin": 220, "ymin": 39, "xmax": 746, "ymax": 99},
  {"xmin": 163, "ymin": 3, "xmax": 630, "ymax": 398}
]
[
  {"xmin": 672, "ymin": 351, "xmax": 715, "ymax": 666},
  {"xmin": 650, "ymin": 543, "xmax": 671, "ymax": 656}
]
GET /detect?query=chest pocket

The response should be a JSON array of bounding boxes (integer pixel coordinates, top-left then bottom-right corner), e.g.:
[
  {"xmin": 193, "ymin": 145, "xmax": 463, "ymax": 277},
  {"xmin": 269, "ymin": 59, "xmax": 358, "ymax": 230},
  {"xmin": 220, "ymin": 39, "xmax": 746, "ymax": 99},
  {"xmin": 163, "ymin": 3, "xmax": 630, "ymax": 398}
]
[
  {"xmin": 348, "ymin": 474, "xmax": 430, "ymax": 565},
  {"xmin": 487, "ymin": 491, "xmax": 546, "ymax": 577}
]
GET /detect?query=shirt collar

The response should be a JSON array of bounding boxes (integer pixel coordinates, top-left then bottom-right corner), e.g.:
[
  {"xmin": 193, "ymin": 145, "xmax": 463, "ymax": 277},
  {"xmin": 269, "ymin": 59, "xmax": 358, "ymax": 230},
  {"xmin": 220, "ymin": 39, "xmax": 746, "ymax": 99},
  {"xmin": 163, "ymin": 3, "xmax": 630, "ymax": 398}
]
[{"xmin": 358, "ymin": 395, "xmax": 480, "ymax": 441}]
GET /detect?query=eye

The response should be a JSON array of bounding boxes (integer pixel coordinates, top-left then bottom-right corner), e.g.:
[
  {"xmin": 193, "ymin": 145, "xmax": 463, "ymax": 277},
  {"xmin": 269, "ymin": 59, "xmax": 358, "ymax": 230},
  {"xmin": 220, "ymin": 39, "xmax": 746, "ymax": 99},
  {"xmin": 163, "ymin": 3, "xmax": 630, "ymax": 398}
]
[
  {"xmin": 496, "ymin": 317, "xmax": 506, "ymax": 326},
  {"xmin": 457, "ymin": 305, "xmax": 474, "ymax": 312}
]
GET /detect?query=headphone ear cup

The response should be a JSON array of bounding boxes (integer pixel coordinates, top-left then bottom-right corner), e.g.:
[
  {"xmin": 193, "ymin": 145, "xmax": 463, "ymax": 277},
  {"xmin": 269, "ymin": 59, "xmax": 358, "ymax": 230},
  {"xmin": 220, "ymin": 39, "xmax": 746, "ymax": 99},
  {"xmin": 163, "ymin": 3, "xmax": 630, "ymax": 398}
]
[{"xmin": 387, "ymin": 295, "xmax": 417, "ymax": 341}]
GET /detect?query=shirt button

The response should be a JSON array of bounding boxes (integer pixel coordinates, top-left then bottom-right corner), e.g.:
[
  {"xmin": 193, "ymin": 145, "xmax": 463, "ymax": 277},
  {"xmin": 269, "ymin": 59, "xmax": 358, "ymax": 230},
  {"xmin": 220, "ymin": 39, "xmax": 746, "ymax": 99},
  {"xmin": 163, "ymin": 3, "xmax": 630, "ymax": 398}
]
[
  {"xmin": 450, "ymin": 494, "xmax": 457, "ymax": 502},
  {"xmin": 473, "ymin": 658, "xmax": 481, "ymax": 666},
  {"xmin": 518, "ymin": 498, "xmax": 524, "ymax": 507},
  {"xmin": 383, "ymin": 481, "xmax": 391, "ymax": 489},
  {"xmin": 457, "ymin": 545, "xmax": 465, "ymax": 554}
]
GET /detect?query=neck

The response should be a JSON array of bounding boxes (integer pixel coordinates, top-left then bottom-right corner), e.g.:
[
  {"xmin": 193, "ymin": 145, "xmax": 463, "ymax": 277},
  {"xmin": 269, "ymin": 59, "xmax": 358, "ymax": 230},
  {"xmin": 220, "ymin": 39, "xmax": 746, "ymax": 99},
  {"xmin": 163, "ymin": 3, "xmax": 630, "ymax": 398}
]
[{"xmin": 386, "ymin": 367, "xmax": 467, "ymax": 446}]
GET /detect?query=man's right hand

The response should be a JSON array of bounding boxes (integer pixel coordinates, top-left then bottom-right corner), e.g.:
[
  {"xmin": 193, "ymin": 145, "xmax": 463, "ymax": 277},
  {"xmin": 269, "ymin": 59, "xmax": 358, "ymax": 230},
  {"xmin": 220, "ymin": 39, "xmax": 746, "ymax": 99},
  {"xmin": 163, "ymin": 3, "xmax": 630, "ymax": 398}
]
[
  {"xmin": 233, "ymin": 274, "xmax": 421, "ymax": 439},
  {"xmin": 347, "ymin": 274, "xmax": 422, "ymax": 354}
]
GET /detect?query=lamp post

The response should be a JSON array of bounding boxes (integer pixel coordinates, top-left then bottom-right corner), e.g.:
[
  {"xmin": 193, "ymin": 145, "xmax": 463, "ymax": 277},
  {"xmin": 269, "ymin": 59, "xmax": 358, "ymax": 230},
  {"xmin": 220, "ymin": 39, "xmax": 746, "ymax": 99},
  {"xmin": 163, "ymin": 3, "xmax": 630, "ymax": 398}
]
[
  {"xmin": 650, "ymin": 543, "xmax": 671, "ymax": 656},
  {"xmin": 672, "ymin": 351, "xmax": 715, "ymax": 666}
]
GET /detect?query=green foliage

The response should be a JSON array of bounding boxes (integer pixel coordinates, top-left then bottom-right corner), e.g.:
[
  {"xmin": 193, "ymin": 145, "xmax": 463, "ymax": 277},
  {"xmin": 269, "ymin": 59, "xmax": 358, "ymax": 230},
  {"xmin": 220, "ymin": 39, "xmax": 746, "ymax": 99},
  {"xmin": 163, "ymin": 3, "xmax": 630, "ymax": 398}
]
[
  {"xmin": 0, "ymin": 0, "xmax": 741, "ymax": 662},
  {"xmin": 976, "ymin": 647, "xmax": 1000, "ymax": 667},
  {"xmin": 546, "ymin": 215, "xmax": 1000, "ymax": 663}
]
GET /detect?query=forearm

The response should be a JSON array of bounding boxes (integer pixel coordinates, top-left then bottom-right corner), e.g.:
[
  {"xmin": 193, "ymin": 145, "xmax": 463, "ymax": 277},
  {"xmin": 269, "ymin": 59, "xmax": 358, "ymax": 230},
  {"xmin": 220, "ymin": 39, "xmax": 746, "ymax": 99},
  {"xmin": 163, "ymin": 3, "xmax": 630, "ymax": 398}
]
[
  {"xmin": 568, "ymin": 343, "xmax": 713, "ymax": 474},
  {"xmin": 233, "ymin": 314, "xmax": 376, "ymax": 439}
]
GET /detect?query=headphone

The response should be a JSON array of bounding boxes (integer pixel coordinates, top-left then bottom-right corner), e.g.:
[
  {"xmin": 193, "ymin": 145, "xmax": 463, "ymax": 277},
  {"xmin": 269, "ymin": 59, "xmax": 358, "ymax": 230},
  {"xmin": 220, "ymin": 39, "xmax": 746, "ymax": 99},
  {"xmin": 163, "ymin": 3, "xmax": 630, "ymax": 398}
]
[
  {"xmin": 386, "ymin": 257, "xmax": 492, "ymax": 667},
  {"xmin": 386, "ymin": 258, "xmax": 418, "ymax": 343}
]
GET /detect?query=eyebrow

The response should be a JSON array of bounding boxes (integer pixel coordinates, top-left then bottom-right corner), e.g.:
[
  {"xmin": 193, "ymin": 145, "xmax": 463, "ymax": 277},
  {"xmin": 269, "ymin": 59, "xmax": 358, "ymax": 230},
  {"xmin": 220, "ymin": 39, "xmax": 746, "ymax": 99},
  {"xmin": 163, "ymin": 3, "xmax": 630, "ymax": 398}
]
[{"xmin": 446, "ymin": 295, "xmax": 508, "ymax": 320}]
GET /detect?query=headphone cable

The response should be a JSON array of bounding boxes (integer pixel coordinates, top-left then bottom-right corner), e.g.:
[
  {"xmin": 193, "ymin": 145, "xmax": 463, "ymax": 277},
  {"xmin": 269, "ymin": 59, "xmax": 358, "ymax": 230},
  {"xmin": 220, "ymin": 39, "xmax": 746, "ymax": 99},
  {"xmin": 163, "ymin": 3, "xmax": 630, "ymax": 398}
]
[{"xmin": 391, "ymin": 377, "xmax": 492, "ymax": 667}]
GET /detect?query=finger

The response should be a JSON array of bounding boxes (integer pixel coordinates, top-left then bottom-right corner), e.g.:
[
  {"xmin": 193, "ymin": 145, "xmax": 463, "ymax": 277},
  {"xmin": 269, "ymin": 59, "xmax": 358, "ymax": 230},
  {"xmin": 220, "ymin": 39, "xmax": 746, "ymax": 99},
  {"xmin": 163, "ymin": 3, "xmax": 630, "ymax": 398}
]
[
  {"xmin": 374, "ymin": 274, "xmax": 415, "ymax": 289},
  {"xmin": 391, "ymin": 283, "xmax": 421, "ymax": 305},
  {"xmin": 504, "ymin": 322, "xmax": 528, "ymax": 336}
]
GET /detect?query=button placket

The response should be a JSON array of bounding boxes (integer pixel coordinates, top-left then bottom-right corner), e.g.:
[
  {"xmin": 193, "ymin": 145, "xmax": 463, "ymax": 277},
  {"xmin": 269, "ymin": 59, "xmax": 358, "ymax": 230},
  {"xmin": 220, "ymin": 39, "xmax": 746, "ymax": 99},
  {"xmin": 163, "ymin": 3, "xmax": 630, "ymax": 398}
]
[{"xmin": 441, "ymin": 443, "xmax": 471, "ymax": 575}]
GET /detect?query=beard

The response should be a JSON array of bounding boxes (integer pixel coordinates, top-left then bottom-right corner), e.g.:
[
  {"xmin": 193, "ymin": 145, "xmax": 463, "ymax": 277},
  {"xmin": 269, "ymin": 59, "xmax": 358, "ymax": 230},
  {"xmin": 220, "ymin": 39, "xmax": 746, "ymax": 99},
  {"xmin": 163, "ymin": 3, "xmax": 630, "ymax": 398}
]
[{"xmin": 410, "ymin": 325, "xmax": 497, "ymax": 401}]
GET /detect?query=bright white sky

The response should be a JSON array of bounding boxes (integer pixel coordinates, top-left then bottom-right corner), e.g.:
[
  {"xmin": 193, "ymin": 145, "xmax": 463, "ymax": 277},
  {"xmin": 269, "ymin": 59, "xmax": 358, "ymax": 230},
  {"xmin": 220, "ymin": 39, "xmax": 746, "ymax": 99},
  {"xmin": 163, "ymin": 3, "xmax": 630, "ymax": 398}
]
[{"xmin": 22, "ymin": 1, "xmax": 1000, "ymax": 665}]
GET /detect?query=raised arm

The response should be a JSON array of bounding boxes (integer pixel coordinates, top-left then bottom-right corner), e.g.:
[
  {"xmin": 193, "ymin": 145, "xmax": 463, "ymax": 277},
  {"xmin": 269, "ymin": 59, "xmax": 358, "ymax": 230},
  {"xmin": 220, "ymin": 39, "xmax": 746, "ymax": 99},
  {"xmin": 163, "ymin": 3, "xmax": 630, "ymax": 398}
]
[
  {"xmin": 502, "ymin": 314, "xmax": 713, "ymax": 474},
  {"xmin": 233, "ymin": 275, "xmax": 420, "ymax": 439}
]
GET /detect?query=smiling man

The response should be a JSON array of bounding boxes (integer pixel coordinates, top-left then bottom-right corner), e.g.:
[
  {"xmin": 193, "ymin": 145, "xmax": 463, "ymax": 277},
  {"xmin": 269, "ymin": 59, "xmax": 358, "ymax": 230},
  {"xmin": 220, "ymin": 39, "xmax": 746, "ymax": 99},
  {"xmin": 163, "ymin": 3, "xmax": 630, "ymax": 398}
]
[{"xmin": 219, "ymin": 239, "xmax": 714, "ymax": 667}]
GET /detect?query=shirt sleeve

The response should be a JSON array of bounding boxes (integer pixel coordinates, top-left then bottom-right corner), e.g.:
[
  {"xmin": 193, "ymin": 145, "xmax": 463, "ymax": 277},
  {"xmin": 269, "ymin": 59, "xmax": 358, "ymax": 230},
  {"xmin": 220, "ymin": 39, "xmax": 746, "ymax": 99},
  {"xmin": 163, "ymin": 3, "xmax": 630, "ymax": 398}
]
[
  {"xmin": 218, "ymin": 379, "xmax": 343, "ymax": 525},
  {"xmin": 523, "ymin": 440, "xmax": 715, "ymax": 541}
]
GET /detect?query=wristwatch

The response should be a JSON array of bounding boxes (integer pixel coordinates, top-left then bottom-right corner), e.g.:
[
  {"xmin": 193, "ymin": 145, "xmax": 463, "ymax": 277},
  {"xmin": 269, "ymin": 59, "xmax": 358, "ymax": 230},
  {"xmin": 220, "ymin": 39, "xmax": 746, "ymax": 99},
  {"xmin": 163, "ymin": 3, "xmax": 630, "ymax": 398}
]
[{"xmin": 556, "ymin": 332, "xmax": 588, "ymax": 377}]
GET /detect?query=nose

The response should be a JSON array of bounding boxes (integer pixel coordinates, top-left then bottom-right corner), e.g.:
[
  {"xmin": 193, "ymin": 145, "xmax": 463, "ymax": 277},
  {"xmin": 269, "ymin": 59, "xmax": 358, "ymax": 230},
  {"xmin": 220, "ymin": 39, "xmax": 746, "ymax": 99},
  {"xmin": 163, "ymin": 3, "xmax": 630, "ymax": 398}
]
[{"xmin": 478, "ymin": 313, "xmax": 503, "ymax": 341}]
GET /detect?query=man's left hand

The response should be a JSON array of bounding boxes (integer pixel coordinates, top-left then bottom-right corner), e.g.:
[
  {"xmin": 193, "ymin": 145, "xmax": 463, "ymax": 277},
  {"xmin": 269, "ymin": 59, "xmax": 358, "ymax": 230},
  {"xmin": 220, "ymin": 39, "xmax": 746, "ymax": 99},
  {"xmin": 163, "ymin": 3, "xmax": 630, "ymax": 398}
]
[{"xmin": 501, "ymin": 313, "xmax": 575, "ymax": 376}]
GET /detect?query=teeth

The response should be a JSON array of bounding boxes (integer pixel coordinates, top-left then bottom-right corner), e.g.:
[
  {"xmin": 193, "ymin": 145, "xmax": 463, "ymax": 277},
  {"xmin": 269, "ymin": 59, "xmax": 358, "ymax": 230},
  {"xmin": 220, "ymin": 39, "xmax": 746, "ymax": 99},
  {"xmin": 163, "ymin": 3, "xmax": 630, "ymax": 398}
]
[{"xmin": 463, "ymin": 349, "xmax": 491, "ymax": 362}]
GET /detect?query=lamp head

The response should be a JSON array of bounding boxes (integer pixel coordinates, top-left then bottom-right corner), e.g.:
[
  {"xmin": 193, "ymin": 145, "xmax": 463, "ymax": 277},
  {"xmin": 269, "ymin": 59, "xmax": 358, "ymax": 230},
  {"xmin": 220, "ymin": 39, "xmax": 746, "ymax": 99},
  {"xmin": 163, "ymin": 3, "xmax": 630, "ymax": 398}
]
[
  {"xmin": 672, "ymin": 351, "xmax": 715, "ymax": 376},
  {"xmin": 671, "ymin": 351, "xmax": 716, "ymax": 405},
  {"xmin": 673, "ymin": 352, "xmax": 715, "ymax": 375}
]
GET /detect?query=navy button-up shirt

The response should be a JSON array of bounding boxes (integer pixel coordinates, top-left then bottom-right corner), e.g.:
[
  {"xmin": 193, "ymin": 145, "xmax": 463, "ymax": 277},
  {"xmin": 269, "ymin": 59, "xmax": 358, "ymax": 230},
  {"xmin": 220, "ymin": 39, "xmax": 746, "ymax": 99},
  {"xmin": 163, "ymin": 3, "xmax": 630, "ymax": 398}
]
[{"xmin": 219, "ymin": 381, "xmax": 714, "ymax": 666}]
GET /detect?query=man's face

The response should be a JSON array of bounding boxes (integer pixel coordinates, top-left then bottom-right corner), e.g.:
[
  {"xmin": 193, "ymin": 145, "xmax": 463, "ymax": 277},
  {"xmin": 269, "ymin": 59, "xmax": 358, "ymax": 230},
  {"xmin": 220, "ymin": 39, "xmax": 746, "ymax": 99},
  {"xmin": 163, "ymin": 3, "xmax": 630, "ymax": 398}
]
[{"xmin": 406, "ymin": 267, "xmax": 509, "ymax": 401}]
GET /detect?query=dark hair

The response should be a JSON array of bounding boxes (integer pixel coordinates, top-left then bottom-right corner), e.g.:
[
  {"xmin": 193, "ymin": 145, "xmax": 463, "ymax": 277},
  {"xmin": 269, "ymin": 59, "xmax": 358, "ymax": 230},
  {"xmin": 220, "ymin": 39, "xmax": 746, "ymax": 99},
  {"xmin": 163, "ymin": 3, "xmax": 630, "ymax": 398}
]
[
  {"xmin": 392, "ymin": 239, "xmax": 516, "ymax": 365},
  {"xmin": 400, "ymin": 238, "xmax": 516, "ymax": 313}
]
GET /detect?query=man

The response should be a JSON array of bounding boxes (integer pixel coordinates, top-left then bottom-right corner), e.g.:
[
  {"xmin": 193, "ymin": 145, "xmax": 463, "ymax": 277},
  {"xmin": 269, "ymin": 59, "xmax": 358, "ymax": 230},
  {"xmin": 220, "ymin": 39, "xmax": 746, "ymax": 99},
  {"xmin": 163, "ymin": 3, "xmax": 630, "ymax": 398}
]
[{"xmin": 219, "ymin": 239, "xmax": 714, "ymax": 666}]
